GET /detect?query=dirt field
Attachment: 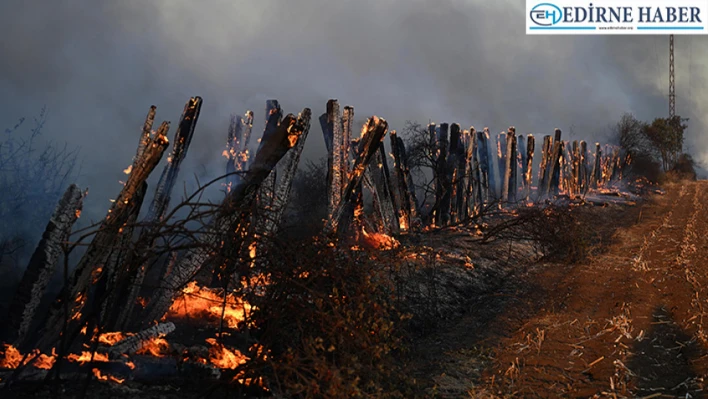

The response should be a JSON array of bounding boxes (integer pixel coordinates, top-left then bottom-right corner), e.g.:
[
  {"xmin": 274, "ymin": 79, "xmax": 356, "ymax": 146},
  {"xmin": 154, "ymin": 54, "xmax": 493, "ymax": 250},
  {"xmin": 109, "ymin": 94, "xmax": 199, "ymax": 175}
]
[{"xmin": 417, "ymin": 180, "xmax": 708, "ymax": 398}]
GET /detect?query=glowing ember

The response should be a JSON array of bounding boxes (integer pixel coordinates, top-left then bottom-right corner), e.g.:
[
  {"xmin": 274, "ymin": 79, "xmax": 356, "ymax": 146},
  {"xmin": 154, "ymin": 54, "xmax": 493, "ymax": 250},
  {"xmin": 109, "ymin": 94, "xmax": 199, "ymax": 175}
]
[
  {"xmin": 67, "ymin": 351, "xmax": 109, "ymax": 365},
  {"xmin": 98, "ymin": 331, "xmax": 128, "ymax": 346},
  {"xmin": 92, "ymin": 368, "xmax": 125, "ymax": 384},
  {"xmin": 360, "ymin": 227, "xmax": 400, "ymax": 250},
  {"xmin": 135, "ymin": 337, "xmax": 170, "ymax": 357},
  {"xmin": 123, "ymin": 165, "xmax": 133, "ymax": 175},
  {"xmin": 0, "ymin": 344, "xmax": 22, "ymax": 369},
  {"xmin": 166, "ymin": 281, "xmax": 253, "ymax": 329},
  {"xmin": 0, "ymin": 345, "xmax": 57, "ymax": 370}
]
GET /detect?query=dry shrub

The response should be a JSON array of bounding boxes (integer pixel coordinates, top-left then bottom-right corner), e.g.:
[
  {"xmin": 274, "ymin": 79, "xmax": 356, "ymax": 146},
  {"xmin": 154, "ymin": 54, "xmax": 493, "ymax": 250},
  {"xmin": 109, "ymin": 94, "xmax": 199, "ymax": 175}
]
[{"xmin": 248, "ymin": 241, "xmax": 414, "ymax": 398}]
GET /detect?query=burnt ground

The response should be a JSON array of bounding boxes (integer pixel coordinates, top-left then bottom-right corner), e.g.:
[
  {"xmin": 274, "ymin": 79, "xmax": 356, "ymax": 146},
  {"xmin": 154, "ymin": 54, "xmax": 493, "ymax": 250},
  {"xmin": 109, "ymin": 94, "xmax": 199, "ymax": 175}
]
[
  {"xmin": 3, "ymin": 181, "xmax": 707, "ymax": 398},
  {"xmin": 412, "ymin": 180, "xmax": 708, "ymax": 398}
]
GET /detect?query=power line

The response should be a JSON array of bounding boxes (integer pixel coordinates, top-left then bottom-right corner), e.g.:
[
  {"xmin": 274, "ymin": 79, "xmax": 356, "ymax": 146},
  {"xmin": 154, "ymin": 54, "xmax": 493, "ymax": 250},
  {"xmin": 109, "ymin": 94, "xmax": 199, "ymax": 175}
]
[{"xmin": 669, "ymin": 34, "xmax": 675, "ymax": 118}]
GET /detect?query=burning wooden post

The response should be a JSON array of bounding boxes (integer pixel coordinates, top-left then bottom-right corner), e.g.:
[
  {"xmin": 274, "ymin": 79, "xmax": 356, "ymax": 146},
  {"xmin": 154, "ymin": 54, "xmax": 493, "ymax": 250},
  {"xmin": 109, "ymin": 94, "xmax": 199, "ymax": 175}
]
[
  {"xmin": 365, "ymin": 142, "xmax": 399, "ymax": 235},
  {"xmin": 111, "ymin": 97, "xmax": 203, "ymax": 330},
  {"xmin": 144, "ymin": 110, "xmax": 312, "ymax": 327},
  {"xmin": 324, "ymin": 117, "xmax": 388, "ymax": 236},
  {"xmin": 561, "ymin": 142, "xmax": 573, "ymax": 196},
  {"xmin": 37, "ymin": 112, "xmax": 172, "ymax": 351},
  {"xmin": 496, "ymin": 132, "xmax": 507, "ymax": 199},
  {"xmin": 390, "ymin": 131, "xmax": 418, "ymax": 231},
  {"xmin": 538, "ymin": 135, "xmax": 552, "ymax": 198},
  {"xmin": 107, "ymin": 322, "xmax": 175, "ymax": 359},
  {"xmin": 4, "ymin": 184, "xmax": 84, "ymax": 348},
  {"xmin": 224, "ymin": 111, "xmax": 254, "ymax": 190},
  {"xmin": 549, "ymin": 129, "xmax": 563, "ymax": 196},
  {"xmin": 476, "ymin": 128, "xmax": 492, "ymax": 204},
  {"xmin": 524, "ymin": 135, "xmax": 535, "ymax": 202}
]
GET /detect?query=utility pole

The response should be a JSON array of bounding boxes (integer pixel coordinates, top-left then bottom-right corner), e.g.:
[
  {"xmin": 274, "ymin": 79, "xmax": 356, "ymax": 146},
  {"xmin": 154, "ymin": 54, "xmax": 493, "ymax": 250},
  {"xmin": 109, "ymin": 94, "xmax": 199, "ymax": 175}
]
[{"xmin": 669, "ymin": 34, "xmax": 675, "ymax": 118}]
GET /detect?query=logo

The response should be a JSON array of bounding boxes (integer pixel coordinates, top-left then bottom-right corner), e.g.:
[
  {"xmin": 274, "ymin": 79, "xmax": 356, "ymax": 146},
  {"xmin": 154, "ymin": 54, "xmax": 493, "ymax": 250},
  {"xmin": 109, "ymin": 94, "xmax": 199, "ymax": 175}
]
[
  {"xmin": 526, "ymin": 0, "xmax": 708, "ymax": 35},
  {"xmin": 530, "ymin": 3, "xmax": 563, "ymax": 26}
]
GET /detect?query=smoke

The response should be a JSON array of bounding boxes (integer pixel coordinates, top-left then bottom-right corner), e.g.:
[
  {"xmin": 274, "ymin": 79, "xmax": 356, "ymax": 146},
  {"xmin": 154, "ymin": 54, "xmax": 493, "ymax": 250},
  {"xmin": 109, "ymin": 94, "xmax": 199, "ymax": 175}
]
[{"xmin": 1, "ymin": 0, "xmax": 707, "ymax": 228}]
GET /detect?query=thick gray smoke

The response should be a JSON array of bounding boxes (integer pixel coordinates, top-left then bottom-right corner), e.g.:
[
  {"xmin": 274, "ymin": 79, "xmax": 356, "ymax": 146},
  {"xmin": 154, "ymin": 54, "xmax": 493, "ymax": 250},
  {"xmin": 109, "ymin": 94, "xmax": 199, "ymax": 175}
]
[{"xmin": 1, "ymin": 0, "xmax": 707, "ymax": 226}]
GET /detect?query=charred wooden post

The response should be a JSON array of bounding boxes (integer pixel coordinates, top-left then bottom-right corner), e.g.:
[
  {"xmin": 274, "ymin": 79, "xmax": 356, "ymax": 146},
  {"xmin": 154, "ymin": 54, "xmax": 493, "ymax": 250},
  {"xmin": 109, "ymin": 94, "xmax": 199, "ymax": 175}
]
[
  {"xmin": 477, "ymin": 128, "xmax": 492, "ymax": 204},
  {"xmin": 111, "ymin": 98, "xmax": 202, "ymax": 330},
  {"xmin": 571, "ymin": 140, "xmax": 580, "ymax": 196},
  {"xmin": 590, "ymin": 142, "xmax": 602, "ymax": 189},
  {"xmin": 36, "ymin": 116, "xmax": 171, "ymax": 351},
  {"xmin": 324, "ymin": 117, "xmax": 388, "ymax": 236},
  {"xmin": 4, "ymin": 185, "xmax": 84, "ymax": 348},
  {"xmin": 502, "ymin": 127, "xmax": 517, "ymax": 204},
  {"xmin": 579, "ymin": 140, "xmax": 588, "ymax": 195},
  {"xmin": 107, "ymin": 322, "xmax": 175, "ymax": 359},
  {"xmin": 548, "ymin": 129, "xmax": 563, "ymax": 196},
  {"xmin": 144, "ymin": 110, "xmax": 311, "ymax": 327},
  {"xmin": 469, "ymin": 127, "xmax": 483, "ymax": 214},
  {"xmin": 366, "ymin": 142, "xmax": 399, "ymax": 235},
  {"xmin": 461, "ymin": 129, "xmax": 475, "ymax": 220},
  {"xmin": 525, "ymin": 135, "xmax": 535, "ymax": 202},
  {"xmin": 496, "ymin": 132, "xmax": 507, "ymax": 199},
  {"xmin": 561, "ymin": 142, "xmax": 573, "ymax": 196},
  {"xmin": 517, "ymin": 134, "xmax": 526, "ymax": 195},
  {"xmin": 538, "ymin": 135, "xmax": 552, "ymax": 197},
  {"xmin": 321, "ymin": 100, "xmax": 345, "ymax": 219},
  {"xmin": 434, "ymin": 124, "xmax": 450, "ymax": 227},
  {"xmin": 390, "ymin": 131, "xmax": 411, "ymax": 231},
  {"xmin": 224, "ymin": 111, "xmax": 254, "ymax": 190},
  {"xmin": 253, "ymin": 100, "xmax": 283, "ymax": 238},
  {"xmin": 341, "ymin": 106, "xmax": 354, "ymax": 189}
]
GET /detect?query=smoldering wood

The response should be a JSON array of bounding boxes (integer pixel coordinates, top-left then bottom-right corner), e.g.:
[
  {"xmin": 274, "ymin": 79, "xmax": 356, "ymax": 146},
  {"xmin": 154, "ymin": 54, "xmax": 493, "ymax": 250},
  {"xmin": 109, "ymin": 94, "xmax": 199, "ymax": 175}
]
[
  {"xmin": 100, "ymin": 181, "xmax": 147, "ymax": 327},
  {"xmin": 144, "ymin": 110, "xmax": 311, "ymax": 328},
  {"xmin": 111, "ymin": 97, "xmax": 202, "ymax": 331},
  {"xmin": 477, "ymin": 129, "xmax": 492, "ymax": 204},
  {"xmin": 496, "ymin": 132, "xmax": 507, "ymax": 199},
  {"xmin": 225, "ymin": 112, "xmax": 255, "ymax": 190},
  {"xmin": 36, "ymin": 119, "xmax": 171, "ymax": 351},
  {"xmin": 561, "ymin": 143, "xmax": 573, "ymax": 196},
  {"xmin": 341, "ymin": 106, "xmax": 354, "ymax": 190},
  {"xmin": 324, "ymin": 116, "xmax": 388, "ymax": 236},
  {"xmin": 365, "ymin": 142, "xmax": 399, "ymax": 235},
  {"xmin": 390, "ymin": 130, "xmax": 411, "ymax": 231},
  {"xmin": 331, "ymin": 101, "xmax": 344, "ymax": 210},
  {"xmin": 107, "ymin": 322, "xmax": 176, "ymax": 359},
  {"xmin": 135, "ymin": 106, "xmax": 157, "ymax": 164},
  {"xmin": 525, "ymin": 135, "xmax": 535, "ymax": 202},
  {"xmin": 4, "ymin": 184, "xmax": 84, "ymax": 348}
]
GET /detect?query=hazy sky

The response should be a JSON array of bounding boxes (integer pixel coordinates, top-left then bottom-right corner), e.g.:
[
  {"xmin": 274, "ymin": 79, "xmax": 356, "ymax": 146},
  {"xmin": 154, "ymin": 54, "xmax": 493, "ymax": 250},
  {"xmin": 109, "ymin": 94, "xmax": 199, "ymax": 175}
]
[{"xmin": 1, "ymin": 0, "xmax": 707, "ymax": 222}]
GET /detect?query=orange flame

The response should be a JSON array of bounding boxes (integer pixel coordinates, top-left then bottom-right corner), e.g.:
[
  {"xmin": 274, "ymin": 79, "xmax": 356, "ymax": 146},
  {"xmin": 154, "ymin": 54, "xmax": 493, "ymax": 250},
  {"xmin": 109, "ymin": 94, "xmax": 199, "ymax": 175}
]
[
  {"xmin": 92, "ymin": 368, "xmax": 125, "ymax": 384},
  {"xmin": 135, "ymin": 337, "xmax": 170, "ymax": 357},
  {"xmin": 166, "ymin": 282, "xmax": 253, "ymax": 329}
]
